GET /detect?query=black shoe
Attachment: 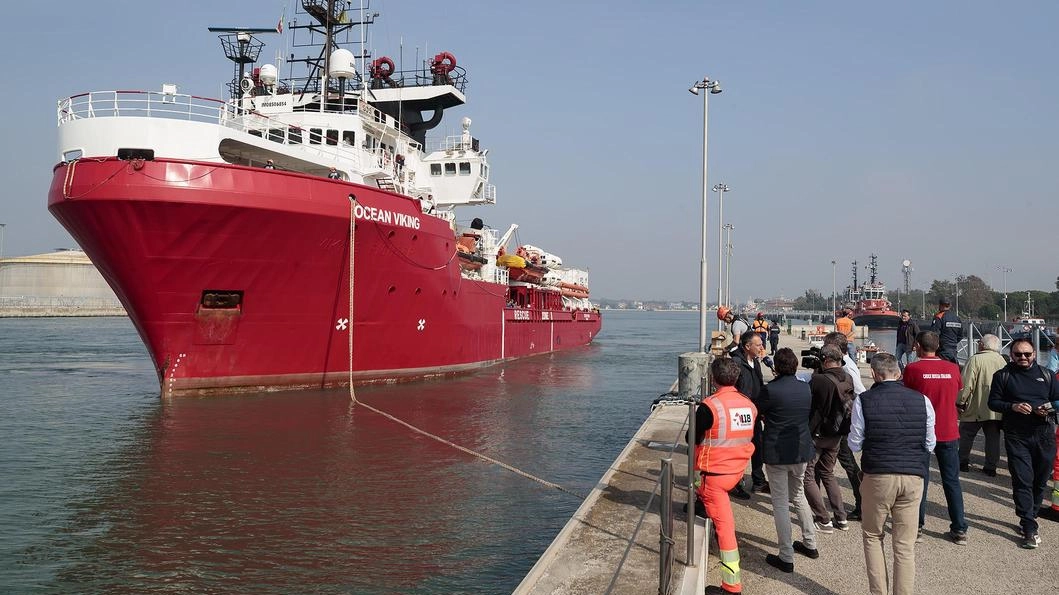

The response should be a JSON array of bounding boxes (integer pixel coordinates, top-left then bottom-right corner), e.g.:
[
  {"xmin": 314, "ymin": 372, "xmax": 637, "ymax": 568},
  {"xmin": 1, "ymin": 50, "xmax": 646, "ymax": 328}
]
[
  {"xmin": 794, "ymin": 540, "xmax": 820, "ymax": 559},
  {"xmin": 983, "ymin": 468, "xmax": 997, "ymax": 477},
  {"xmin": 847, "ymin": 509, "xmax": 862, "ymax": 521},
  {"xmin": 705, "ymin": 586, "xmax": 739, "ymax": 594},
  {"xmin": 730, "ymin": 485, "xmax": 751, "ymax": 500},
  {"xmin": 752, "ymin": 481, "xmax": 771, "ymax": 494},
  {"xmin": 959, "ymin": 462, "xmax": 970, "ymax": 472},
  {"xmin": 766, "ymin": 553, "xmax": 794, "ymax": 573}
]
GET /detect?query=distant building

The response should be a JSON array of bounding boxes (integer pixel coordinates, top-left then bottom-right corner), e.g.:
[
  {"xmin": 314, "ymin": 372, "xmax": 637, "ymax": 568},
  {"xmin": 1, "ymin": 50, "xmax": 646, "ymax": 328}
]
[{"xmin": 0, "ymin": 249, "xmax": 125, "ymax": 317}]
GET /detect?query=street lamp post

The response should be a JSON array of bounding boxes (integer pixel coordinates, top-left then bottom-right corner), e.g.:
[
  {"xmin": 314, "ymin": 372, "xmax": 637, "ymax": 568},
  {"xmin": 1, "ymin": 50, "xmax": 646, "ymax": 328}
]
[
  {"xmin": 0, "ymin": 223, "xmax": 6, "ymax": 261},
  {"xmin": 713, "ymin": 183, "xmax": 730, "ymax": 330},
  {"xmin": 723, "ymin": 224, "xmax": 734, "ymax": 307},
  {"xmin": 831, "ymin": 260, "xmax": 836, "ymax": 329},
  {"xmin": 689, "ymin": 77, "xmax": 722, "ymax": 353},
  {"xmin": 954, "ymin": 275, "xmax": 960, "ymax": 316},
  {"xmin": 997, "ymin": 266, "xmax": 1011, "ymax": 322}
]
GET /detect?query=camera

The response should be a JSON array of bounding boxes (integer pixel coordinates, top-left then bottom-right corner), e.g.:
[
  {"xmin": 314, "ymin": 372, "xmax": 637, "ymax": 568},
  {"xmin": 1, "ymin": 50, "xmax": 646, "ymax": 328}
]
[{"xmin": 801, "ymin": 346, "xmax": 824, "ymax": 370}]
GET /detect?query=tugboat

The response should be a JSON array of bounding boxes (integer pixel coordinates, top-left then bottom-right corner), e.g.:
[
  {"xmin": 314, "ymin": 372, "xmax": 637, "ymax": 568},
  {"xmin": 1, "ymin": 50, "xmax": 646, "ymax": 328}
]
[
  {"xmin": 47, "ymin": 1, "xmax": 601, "ymax": 396},
  {"xmin": 848, "ymin": 255, "xmax": 900, "ymax": 329}
]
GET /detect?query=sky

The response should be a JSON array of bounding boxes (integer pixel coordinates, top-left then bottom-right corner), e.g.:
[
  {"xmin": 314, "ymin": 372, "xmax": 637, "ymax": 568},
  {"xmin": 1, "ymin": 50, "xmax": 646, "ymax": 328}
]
[{"xmin": 1, "ymin": 0, "xmax": 1057, "ymax": 303}]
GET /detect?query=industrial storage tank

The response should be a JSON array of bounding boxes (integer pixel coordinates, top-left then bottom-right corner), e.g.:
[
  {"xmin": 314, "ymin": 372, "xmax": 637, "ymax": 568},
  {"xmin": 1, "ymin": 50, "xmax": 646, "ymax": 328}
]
[{"xmin": 0, "ymin": 249, "xmax": 125, "ymax": 316}]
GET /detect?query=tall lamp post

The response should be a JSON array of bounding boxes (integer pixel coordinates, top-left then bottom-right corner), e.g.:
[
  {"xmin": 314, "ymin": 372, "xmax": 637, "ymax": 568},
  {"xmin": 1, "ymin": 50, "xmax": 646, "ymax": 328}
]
[
  {"xmin": 723, "ymin": 224, "xmax": 734, "ymax": 307},
  {"xmin": 954, "ymin": 275, "xmax": 961, "ymax": 316},
  {"xmin": 831, "ymin": 260, "xmax": 837, "ymax": 329},
  {"xmin": 997, "ymin": 265, "xmax": 1011, "ymax": 322},
  {"xmin": 0, "ymin": 223, "xmax": 6, "ymax": 261},
  {"xmin": 713, "ymin": 183, "xmax": 730, "ymax": 330},
  {"xmin": 689, "ymin": 76, "xmax": 722, "ymax": 353}
]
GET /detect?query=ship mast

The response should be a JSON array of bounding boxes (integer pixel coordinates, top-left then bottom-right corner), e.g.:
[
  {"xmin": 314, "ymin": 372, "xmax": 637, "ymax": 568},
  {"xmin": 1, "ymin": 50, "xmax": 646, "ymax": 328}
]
[{"xmin": 867, "ymin": 254, "xmax": 878, "ymax": 285}]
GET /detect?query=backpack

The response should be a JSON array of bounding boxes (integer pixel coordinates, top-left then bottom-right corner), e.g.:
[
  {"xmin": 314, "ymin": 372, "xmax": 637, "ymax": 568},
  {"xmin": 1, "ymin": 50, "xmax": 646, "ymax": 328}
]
[{"xmin": 819, "ymin": 373, "xmax": 854, "ymax": 436}]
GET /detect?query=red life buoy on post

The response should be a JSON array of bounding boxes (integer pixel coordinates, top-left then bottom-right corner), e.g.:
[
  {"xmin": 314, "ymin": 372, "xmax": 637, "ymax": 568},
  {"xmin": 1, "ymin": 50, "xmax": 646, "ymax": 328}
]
[
  {"xmin": 370, "ymin": 56, "xmax": 395, "ymax": 79},
  {"xmin": 430, "ymin": 52, "xmax": 457, "ymax": 75}
]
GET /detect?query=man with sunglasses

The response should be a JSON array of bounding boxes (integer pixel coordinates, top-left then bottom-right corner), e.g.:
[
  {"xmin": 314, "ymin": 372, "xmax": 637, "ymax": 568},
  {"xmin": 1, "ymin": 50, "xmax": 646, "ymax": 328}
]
[{"xmin": 988, "ymin": 338, "xmax": 1059, "ymax": 549}]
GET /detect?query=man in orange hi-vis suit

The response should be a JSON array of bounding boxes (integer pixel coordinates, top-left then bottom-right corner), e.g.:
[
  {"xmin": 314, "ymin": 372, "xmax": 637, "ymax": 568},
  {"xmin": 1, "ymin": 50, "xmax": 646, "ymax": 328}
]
[{"xmin": 694, "ymin": 357, "xmax": 758, "ymax": 595}]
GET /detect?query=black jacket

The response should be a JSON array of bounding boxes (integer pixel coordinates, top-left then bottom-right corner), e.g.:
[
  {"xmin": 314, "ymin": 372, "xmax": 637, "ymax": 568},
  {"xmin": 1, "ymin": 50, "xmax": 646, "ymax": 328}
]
[
  {"xmin": 758, "ymin": 375, "xmax": 815, "ymax": 465},
  {"xmin": 930, "ymin": 310, "xmax": 963, "ymax": 358},
  {"xmin": 731, "ymin": 348, "xmax": 764, "ymax": 404},
  {"xmin": 896, "ymin": 319, "xmax": 920, "ymax": 347},
  {"xmin": 808, "ymin": 365, "xmax": 854, "ymax": 437},
  {"xmin": 987, "ymin": 362, "xmax": 1059, "ymax": 434}
]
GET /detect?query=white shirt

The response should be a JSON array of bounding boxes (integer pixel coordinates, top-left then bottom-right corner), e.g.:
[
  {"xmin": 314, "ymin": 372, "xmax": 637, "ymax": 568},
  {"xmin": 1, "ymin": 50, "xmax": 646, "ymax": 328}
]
[{"xmin": 843, "ymin": 354, "xmax": 867, "ymax": 396}]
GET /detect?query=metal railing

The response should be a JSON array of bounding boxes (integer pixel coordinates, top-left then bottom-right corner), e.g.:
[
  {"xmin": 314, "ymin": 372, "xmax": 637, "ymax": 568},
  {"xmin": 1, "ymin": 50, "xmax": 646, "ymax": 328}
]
[{"xmin": 964, "ymin": 320, "xmax": 1056, "ymax": 367}]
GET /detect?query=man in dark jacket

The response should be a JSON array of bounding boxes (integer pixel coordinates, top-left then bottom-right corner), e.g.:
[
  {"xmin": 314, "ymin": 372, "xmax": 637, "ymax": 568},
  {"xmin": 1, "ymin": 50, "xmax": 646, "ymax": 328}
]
[
  {"xmin": 987, "ymin": 338, "xmax": 1059, "ymax": 549},
  {"xmin": 731, "ymin": 331, "xmax": 768, "ymax": 496},
  {"xmin": 930, "ymin": 297, "xmax": 963, "ymax": 365},
  {"xmin": 768, "ymin": 320, "xmax": 782, "ymax": 355},
  {"xmin": 759, "ymin": 348, "xmax": 818, "ymax": 572},
  {"xmin": 803, "ymin": 345, "xmax": 853, "ymax": 532},
  {"xmin": 895, "ymin": 309, "xmax": 919, "ymax": 371}
]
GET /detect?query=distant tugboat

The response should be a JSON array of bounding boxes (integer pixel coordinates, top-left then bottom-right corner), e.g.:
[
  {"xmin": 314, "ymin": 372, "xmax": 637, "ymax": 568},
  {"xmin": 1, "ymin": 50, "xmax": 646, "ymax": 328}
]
[{"xmin": 845, "ymin": 255, "xmax": 900, "ymax": 329}]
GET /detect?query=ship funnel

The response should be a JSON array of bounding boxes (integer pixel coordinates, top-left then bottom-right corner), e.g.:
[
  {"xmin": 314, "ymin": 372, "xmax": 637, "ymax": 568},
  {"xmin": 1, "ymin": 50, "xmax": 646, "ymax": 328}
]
[{"xmin": 329, "ymin": 48, "xmax": 357, "ymax": 79}]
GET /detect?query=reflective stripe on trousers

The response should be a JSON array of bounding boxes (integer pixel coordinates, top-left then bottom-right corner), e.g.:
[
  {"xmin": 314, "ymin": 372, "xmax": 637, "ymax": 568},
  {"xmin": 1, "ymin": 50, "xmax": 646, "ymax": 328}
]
[{"xmin": 718, "ymin": 548, "xmax": 741, "ymax": 593}]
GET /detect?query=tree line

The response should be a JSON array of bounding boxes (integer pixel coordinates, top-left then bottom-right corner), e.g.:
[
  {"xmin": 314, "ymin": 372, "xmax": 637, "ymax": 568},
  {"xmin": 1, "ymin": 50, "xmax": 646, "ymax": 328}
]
[{"xmin": 791, "ymin": 275, "xmax": 1059, "ymax": 322}]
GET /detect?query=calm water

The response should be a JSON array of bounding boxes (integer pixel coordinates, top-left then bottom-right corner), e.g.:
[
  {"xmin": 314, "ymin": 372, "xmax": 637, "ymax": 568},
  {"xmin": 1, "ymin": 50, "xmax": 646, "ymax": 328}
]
[{"xmin": 0, "ymin": 311, "xmax": 696, "ymax": 594}]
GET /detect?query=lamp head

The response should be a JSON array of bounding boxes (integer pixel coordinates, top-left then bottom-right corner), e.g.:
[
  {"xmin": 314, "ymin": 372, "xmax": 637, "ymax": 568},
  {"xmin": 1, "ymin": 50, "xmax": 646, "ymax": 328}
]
[
  {"xmin": 709, "ymin": 81, "xmax": 723, "ymax": 94},
  {"xmin": 688, "ymin": 85, "xmax": 699, "ymax": 95}
]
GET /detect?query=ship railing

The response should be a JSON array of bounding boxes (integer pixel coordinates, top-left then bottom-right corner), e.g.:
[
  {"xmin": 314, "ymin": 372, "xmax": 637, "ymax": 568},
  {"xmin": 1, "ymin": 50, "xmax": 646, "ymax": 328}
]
[
  {"xmin": 58, "ymin": 90, "xmax": 230, "ymax": 126},
  {"xmin": 57, "ymin": 90, "xmax": 430, "ymax": 187}
]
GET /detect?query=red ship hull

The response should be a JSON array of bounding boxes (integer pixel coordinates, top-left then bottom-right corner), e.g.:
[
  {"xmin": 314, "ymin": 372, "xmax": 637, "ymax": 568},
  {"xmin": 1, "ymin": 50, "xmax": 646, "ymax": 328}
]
[{"xmin": 48, "ymin": 158, "xmax": 601, "ymax": 396}]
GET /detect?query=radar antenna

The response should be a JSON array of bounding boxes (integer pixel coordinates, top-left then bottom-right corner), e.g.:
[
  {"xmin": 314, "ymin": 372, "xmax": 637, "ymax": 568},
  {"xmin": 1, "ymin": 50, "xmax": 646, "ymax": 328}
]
[{"xmin": 208, "ymin": 26, "xmax": 280, "ymax": 102}]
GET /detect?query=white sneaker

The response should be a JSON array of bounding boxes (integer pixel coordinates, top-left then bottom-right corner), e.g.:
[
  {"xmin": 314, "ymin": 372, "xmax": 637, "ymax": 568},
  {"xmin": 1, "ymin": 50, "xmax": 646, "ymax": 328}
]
[{"xmin": 815, "ymin": 520, "xmax": 834, "ymax": 534}]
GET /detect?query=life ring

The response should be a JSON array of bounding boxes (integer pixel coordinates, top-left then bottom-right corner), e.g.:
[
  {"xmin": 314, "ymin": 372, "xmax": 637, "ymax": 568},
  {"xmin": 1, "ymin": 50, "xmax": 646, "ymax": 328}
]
[
  {"xmin": 370, "ymin": 56, "xmax": 395, "ymax": 79},
  {"xmin": 430, "ymin": 51, "xmax": 457, "ymax": 75}
]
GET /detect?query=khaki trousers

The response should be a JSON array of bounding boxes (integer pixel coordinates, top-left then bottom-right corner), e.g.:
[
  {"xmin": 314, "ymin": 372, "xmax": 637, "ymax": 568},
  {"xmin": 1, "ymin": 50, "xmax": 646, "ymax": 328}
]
[{"xmin": 861, "ymin": 473, "xmax": 923, "ymax": 595}]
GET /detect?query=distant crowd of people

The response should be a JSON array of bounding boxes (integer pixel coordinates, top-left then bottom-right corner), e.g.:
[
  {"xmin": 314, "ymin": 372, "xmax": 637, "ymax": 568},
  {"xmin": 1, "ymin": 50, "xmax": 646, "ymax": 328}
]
[{"xmin": 693, "ymin": 297, "xmax": 1059, "ymax": 595}]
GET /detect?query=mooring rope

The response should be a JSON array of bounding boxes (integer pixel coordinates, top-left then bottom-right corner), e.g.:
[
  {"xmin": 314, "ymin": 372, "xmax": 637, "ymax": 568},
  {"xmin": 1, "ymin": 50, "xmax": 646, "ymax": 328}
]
[{"xmin": 345, "ymin": 196, "xmax": 585, "ymax": 500}]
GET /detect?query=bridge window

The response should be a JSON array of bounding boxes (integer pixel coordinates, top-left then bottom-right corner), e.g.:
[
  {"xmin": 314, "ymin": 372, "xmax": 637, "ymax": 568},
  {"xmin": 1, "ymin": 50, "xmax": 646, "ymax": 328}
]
[
  {"xmin": 268, "ymin": 128, "xmax": 285, "ymax": 143},
  {"xmin": 342, "ymin": 131, "xmax": 355, "ymax": 146},
  {"xmin": 326, "ymin": 129, "xmax": 339, "ymax": 146},
  {"xmin": 249, "ymin": 129, "xmax": 263, "ymax": 138},
  {"xmin": 288, "ymin": 128, "xmax": 302, "ymax": 144},
  {"xmin": 309, "ymin": 128, "xmax": 323, "ymax": 145},
  {"xmin": 459, "ymin": 162, "xmax": 471, "ymax": 175},
  {"xmin": 430, "ymin": 163, "xmax": 442, "ymax": 176},
  {"xmin": 444, "ymin": 162, "xmax": 456, "ymax": 175}
]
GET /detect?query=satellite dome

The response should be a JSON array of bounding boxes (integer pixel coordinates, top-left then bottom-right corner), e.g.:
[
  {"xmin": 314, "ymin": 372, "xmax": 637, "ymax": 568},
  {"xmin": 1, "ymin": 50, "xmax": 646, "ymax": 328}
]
[
  {"xmin": 329, "ymin": 48, "xmax": 357, "ymax": 79},
  {"xmin": 258, "ymin": 64, "xmax": 278, "ymax": 86}
]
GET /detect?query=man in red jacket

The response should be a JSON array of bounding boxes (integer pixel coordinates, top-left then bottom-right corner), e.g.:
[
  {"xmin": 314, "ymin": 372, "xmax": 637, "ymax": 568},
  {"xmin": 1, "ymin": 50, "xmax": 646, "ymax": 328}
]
[{"xmin": 904, "ymin": 330, "xmax": 968, "ymax": 545}]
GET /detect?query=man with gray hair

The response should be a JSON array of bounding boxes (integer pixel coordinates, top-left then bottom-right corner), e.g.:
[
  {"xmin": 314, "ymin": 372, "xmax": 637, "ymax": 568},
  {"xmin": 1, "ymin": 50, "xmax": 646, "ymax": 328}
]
[
  {"xmin": 849, "ymin": 352, "xmax": 936, "ymax": 595},
  {"xmin": 957, "ymin": 334, "xmax": 1006, "ymax": 476}
]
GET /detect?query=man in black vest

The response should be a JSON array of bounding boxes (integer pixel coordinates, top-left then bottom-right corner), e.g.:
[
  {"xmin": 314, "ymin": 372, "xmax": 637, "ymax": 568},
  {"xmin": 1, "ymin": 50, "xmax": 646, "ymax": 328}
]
[
  {"xmin": 848, "ymin": 353, "xmax": 936, "ymax": 595},
  {"xmin": 987, "ymin": 337, "xmax": 1059, "ymax": 549}
]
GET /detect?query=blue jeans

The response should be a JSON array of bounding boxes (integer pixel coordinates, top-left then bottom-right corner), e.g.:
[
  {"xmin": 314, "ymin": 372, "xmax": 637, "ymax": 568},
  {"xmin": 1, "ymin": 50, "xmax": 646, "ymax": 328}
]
[
  {"xmin": 894, "ymin": 343, "xmax": 915, "ymax": 370},
  {"xmin": 919, "ymin": 439, "xmax": 967, "ymax": 533}
]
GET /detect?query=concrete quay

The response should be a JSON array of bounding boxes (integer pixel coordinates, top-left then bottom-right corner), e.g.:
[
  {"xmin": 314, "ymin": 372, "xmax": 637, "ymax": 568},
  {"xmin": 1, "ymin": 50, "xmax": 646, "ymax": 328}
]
[{"xmin": 520, "ymin": 330, "xmax": 1059, "ymax": 594}]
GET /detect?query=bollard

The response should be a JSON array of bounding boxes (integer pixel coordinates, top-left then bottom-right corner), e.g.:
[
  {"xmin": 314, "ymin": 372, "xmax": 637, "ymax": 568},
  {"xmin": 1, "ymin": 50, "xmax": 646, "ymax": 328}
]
[
  {"xmin": 659, "ymin": 458, "xmax": 674, "ymax": 595},
  {"xmin": 677, "ymin": 352, "xmax": 710, "ymax": 399}
]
